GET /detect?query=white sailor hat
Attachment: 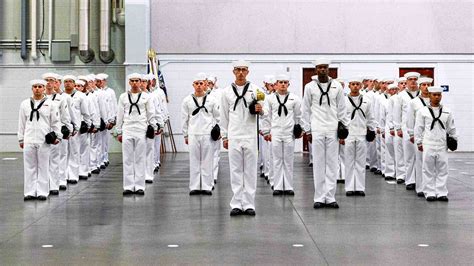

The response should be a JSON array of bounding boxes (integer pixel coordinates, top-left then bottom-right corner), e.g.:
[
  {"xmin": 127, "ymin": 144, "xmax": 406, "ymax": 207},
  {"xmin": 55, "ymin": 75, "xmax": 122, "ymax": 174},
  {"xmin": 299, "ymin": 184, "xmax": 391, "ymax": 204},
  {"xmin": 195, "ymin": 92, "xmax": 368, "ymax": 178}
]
[
  {"xmin": 87, "ymin": 74, "xmax": 96, "ymax": 81},
  {"xmin": 96, "ymin": 73, "xmax": 108, "ymax": 80},
  {"xmin": 77, "ymin": 75, "xmax": 90, "ymax": 82},
  {"xmin": 336, "ymin": 79, "xmax": 346, "ymax": 84},
  {"xmin": 207, "ymin": 74, "xmax": 217, "ymax": 83},
  {"xmin": 417, "ymin": 77, "xmax": 433, "ymax": 84},
  {"xmin": 264, "ymin": 75, "xmax": 276, "ymax": 84},
  {"xmin": 382, "ymin": 77, "xmax": 394, "ymax": 83},
  {"xmin": 232, "ymin": 60, "xmax": 249, "ymax": 68},
  {"xmin": 313, "ymin": 58, "xmax": 331, "ymax": 67},
  {"xmin": 404, "ymin": 72, "xmax": 420, "ymax": 79},
  {"xmin": 397, "ymin": 77, "xmax": 407, "ymax": 83},
  {"xmin": 55, "ymin": 74, "xmax": 63, "ymax": 81},
  {"xmin": 127, "ymin": 73, "xmax": 142, "ymax": 80},
  {"xmin": 387, "ymin": 84, "xmax": 398, "ymax": 90},
  {"xmin": 364, "ymin": 75, "xmax": 376, "ymax": 80},
  {"xmin": 42, "ymin": 73, "xmax": 57, "ymax": 80},
  {"xmin": 275, "ymin": 74, "xmax": 290, "ymax": 81},
  {"xmin": 141, "ymin": 74, "xmax": 151, "ymax": 81},
  {"xmin": 193, "ymin": 72, "xmax": 208, "ymax": 82},
  {"xmin": 63, "ymin": 75, "xmax": 76, "ymax": 81},
  {"xmin": 75, "ymin": 80, "xmax": 85, "ymax": 86},
  {"xmin": 347, "ymin": 77, "xmax": 363, "ymax": 83},
  {"xmin": 148, "ymin": 74, "xmax": 157, "ymax": 80},
  {"xmin": 428, "ymin": 86, "xmax": 443, "ymax": 93},
  {"xmin": 30, "ymin": 79, "xmax": 47, "ymax": 86}
]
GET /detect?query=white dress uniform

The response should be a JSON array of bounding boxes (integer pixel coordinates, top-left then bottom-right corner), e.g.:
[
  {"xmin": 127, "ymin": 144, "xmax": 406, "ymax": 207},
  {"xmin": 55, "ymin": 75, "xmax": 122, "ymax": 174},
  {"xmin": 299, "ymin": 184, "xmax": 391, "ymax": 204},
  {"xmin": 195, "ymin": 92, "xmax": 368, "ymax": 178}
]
[
  {"xmin": 88, "ymin": 88, "xmax": 107, "ymax": 173},
  {"xmin": 391, "ymin": 90, "xmax": 407, "ymax": 182},
  {"xmin": 102, "ymin": 84, "xmax": 118, "ymax": 165},
  {"xmin": 415, "ymin": 101, "xmax": 456, "ymax": 198},
  {"xmin": 116, "ymin": 90, "xmax": 157, "ymax": 192},
  {"xmin": 344, "ymin": 94, "xmax": 376, "ymax": 192},
  {"xmin": 18, "ymin": 94, "xmax": 61, "ymax": 197},
  {"xmin": 362, "ymin": 89, "xmax": 378, "ymax": 170},
  {"xmin": 66, "ymin": 87, "xmax": 91, "ymax": 182},
  {"xmin": 207, "ymin": 87, "xmax": 223, "ymax": 183},
  {"xmin": 144, "ymin": 87, "xmax": 164, "ymax": 183},
  {"xmin": 382, "ymin": 91, "xmax": 396, "ymax": 179},
  {"xmin": 80, "ymin": 90, "xmax": 99, "ymax": 177},
  {"xmin": 182, "ymin": 93, "xmax": 220, "ymax": 191},
  {"xmin": 220, "ymin": 82, "xmax": 262, "ymax": 210},
  {"xmin": 302, "ymin": 76, "xmax": 348, "ymax": 204},
  {"xmin": 153, "ymin": 86, "xmax": 169, "ymax": 169},
  {"xmin": 58, "ymin": 91, "xmax": 77, "ymax": 188},
  {"xmin": 261, "ymin": 91, "xmax": 302, "ymax": 192},
  {"xmin": 407, "ymin": 95, "xmax": 430, "ymax": 193}
]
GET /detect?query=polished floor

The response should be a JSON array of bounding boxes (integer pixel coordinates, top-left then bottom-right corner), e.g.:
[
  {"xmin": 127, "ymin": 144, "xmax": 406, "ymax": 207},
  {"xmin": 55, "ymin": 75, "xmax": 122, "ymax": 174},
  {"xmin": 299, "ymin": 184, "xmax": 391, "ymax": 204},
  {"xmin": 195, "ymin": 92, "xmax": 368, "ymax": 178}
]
[{"xmin": 0, "ymin": 151, "xmax": 473, "ymax": 265}]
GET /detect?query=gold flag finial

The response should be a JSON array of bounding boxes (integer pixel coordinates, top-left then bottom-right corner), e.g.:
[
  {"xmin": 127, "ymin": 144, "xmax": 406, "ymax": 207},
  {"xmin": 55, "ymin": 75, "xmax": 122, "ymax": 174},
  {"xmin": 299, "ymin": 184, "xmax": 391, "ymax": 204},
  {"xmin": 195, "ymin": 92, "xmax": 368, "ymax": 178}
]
[{"xmin": 147, "ymin": 48, "xmax": 156, "ymax": 59}]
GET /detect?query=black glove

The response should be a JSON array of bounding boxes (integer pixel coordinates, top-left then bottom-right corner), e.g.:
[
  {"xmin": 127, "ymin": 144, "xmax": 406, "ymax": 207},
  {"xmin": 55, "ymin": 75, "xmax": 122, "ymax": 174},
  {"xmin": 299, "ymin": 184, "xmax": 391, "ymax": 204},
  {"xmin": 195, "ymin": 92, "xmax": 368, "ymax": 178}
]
[
  {"xmin": 248, "ymin": 100, "xmax": 259, "ymax": 115},
  {"xmin": 45, "ymin": 132, "xmax": 58, "ymax": 144},
  {"xmin": 366, "ymin": 129, "xmax": 376, "ymax": 142},
  {"xmin": 156, "ymin": 123, "xmax": 161, "ymax": 132},
  {"xmin": 61, "ymin": 125, "xmax": 70, "ymax": 139},
  {"xmin": 99, "ymin": 119, "xmax": 106, "ymax": 131},
  {"xmin": 293, "ymin": 124, "xmax": 303, "ymax": 138},
  {"xmin": 79, "ymin": 121, "xmax": 89, "ymax": 134},
  {"xmin": 447, "ymin": 134, "xmax": 457, "ymax": 151},
  {"xmin": 211, "ymin": 124, "xmax": 221, "ymax": 141},
  {"xmin": 146, "ymin": 125, "xmax": 155, "ymax": 139},
  {"xmin": 337, "ymin": 121, "xmax": 349, "ymax": 140}
]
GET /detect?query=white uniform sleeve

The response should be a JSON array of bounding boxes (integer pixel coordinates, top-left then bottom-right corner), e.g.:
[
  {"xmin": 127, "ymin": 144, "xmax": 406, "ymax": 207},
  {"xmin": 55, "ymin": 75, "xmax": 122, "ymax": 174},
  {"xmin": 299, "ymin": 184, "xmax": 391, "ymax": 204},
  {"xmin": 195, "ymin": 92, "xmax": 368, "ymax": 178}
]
[
  {"xmin": 406, "ymin": 101, "xmax": 416, "ymax": 137},
  {"xmin": 146, "ymin": 95, "xmax": 157, "ymax": 130},
  {"xmin": 220, "ymin": 90, "xmax": 230, "ymax": 140},
  {"xmin": 446, "ymin": 110, "xmax": 457, "ymax": 140},
  {"xmin": 50, "ymin": 101, "xmax": 61, "ymax": 137},
  {"xmin": 17, "ymin": 101, "xmax": 27, "ymax": 143},
  {"xmin": 260, "ymin": 97, "xmax": 272, "ymax": 135},
  {"xmin": 181, "ymin": 98, "xmax": 190, "ymax": 138},
  {"xmin": 80, "ymin": 94, "xmax": 92, "ymax": 127},
  {"xmin": 116, "ymin": 95, "xmax": 125, "ymax": 135},
  {"xmin": 393, "ymin": 96, "xmax": 402, "ymax": 130},
  {"xmin": 301, "ymin": 85, "xmax": 312, "ymax": 133},
  {"xmin": 414, "ymin": 109, "xmax": 425, "ymax": 146},
  {"xmin": 212, "ymin": 98, "xmax": 220, "ymax": 125},
  {"xmin": 60, "ymin": 96, "xmax": 73, "ymax": 131},
  {"xmin": 336, "ymin": 87, "xmax": 349, "ymax": 127},
  {"xmin": 366, "ymin": 101, "xmax": 377, "ymax": 131},
  {"xmin": 293, "ymin": 95, "xmax": 303, "ymax": 126}
]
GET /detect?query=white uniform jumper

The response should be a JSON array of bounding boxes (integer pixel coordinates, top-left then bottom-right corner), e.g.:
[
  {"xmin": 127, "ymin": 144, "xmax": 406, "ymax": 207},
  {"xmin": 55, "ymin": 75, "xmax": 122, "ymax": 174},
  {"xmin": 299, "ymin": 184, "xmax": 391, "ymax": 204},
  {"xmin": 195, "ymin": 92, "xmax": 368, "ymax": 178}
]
[
  {"xmin": 415, "ymin": 105, "xmax": 456, "ymax": 198},
  {"xmin": 153, "ymin": 87, "xmax": 169, "ymax": 169},
  {"xmin": 207, "ymin": 88, "xmax": 223, "ymax": 182},
  {"xmin": 102, "ymin": 86, "xmax": 118, "ymax": 165},
  {"xmin": 302, "ymin": 77, "xmax": 348, "ymax": 204},
  {"xmin": 399, "ymin": 90, "xmax": 420, "ymax": 187},
  {"xmin": 259, "ymin": 87, "xmax": 273, "ymax": 181},
  {"xmin": 18, "ymin": 97, "xmax": 60, "ymax": 197},
  {"xmin": 344, "ymin": 95, "xmax": 376, "ymax": 192},
  {"xmin": 182, "ymin": 93, "xmax": 220, "ymax": 191},
  {"xmin": 116, "ymin": 91, "xmax": 157, "ymax": 192},
  {"xmin": 380, "ymin": 94, "xmax": 396, "ymax": 178},
  {"xmin": 145, "ymin": 91, "xmax": 164, "ymax": 183},
  {"xmin": 220, "ymin": 82, "xmax": 261, "ymax": 210},
  {"xmin": 58, "ymin": 92, "xmax": 77, "ymax": 187},
  {"xmin": 262, "ymin": 92, "xmax": 302, "ymax": 191},
  {"xmin": 391, "ymin": 92, "xmax": 407, "ymax": 181}
]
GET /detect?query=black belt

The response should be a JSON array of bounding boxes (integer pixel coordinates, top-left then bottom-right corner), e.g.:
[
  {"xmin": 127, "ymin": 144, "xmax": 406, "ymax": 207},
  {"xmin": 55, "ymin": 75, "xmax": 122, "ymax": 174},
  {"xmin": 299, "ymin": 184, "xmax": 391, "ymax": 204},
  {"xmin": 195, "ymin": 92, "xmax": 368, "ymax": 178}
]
[
  {"xmin": 191, "ymin": 95, "xmax": 208, "ymax": 116},
  {"xmin": 232, "ymin": 83, "xmax": 250, "ymax": 111},
  {"xmin": 348, "ymin": 96, "xmax": 365, "ymax": 119},
  {"xmin": 276, "ymin": 93, "xmax": 289, "ymax": 116},
  {"xmin": 128, "ymin": 93, "xmax": 142, "ymax": 115},
  {"xmin": 30, "ymin": 98, "xmax": 46, "ymax": 121}
]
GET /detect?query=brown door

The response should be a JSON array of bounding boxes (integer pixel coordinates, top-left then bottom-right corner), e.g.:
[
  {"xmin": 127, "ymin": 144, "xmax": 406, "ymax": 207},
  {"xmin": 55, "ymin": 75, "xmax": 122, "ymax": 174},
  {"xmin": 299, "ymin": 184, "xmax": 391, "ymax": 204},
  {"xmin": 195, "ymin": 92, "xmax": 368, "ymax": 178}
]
[
  {"xmin": 399, "ymin": 68, "xmax": 435, "ymax": 85},
  {"xmin": 302, "ymin": 67, "xmax": 338, "ymax": 152}
]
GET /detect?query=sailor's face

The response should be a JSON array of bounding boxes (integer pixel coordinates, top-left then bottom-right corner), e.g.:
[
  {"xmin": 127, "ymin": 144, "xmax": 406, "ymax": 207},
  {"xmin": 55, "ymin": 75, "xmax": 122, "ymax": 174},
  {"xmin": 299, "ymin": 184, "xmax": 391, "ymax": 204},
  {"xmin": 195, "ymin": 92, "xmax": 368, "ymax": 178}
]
[
  {"xmin": 233, "ymin": 67, "xmax": 249, "ymax": 80},
  {"xmin": 275, "ymin": 80, "xmax": 289, "ymax": 93},
  {"xmin": 129, "ymin": 79, "xmax": 141, "ymax": 89},
  {"xmin": 193, "ymin": 80, "xmax": 206, "ymax": 94},
  {"xmin": 407, "ymin": 77, "xmax": 418, "ymax": 88},
  {"xmin": 349, "ymin": 82, "xmax": 361, "ymax": 94},
  {"xmin": 429, "ymin": 92, "xmax": 442, "ymax": 105},
  {"xmin": 419, "ymin": 83, "xmax": 430, "ymax": 94},
  {"xmin": 32, "ymin": 84, "xmax": 45, "ymax": 97},
  {"xmin": 64, "ymin": 80, "xmax": 75, "ymax": 90},
  {"xmin": 45, "ymin": 78, "xmax": 55, "ymax": 90},
  {"xmin": 315, "ymin": 65, "xmax": 328, "ymax": 77}
]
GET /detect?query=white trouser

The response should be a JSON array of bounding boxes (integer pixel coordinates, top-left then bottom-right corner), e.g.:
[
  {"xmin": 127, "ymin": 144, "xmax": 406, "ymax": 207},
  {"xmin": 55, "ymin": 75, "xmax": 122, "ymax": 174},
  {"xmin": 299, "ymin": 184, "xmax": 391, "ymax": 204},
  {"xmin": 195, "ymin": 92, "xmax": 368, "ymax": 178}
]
[
  {"xmin": 24, "ymin": 143, "xmax": 51, "ymax": 197},
  {"xmin": 415, "ymin": 147, "xmax": 424, "ymax": 193},
  {"xmin": 49, "ymin": 143, "xmax": 60, "ymax": 191},
  {"xmin": 338, "ymin": 143, "xmax": 345, "ymax": 180},
  {"xmin": 262, "ymin": 139, "xmax": 270, "ymax": 177},
  {"xmin": 122, "ymin": 134, "xmax": 146, "ymax": 191},
  {"xmin": 272, "ymin": 138, "xmax": 295, "ymax": 191},
  {"xmin": 344, "ymin": 136, "xmax": 367, "ymax": 192},
  {"xmin": 380, "ymin": 134, "xmax": 386, "ymax": 174},
  {"xmin": 154, "ymin": 134, "xmax": 162, "ymax": 167},
  {"xmin": 375, "ymin": 133, "xmax": 382, "ymax": 170},
  {"xmin": 58, "ymin": 138, "xmax": 69, "ymax": 186},
  {"xmin": 384, "ymin": 133, "xmax": 396, "ymax": 178},
  {"xmin": 258, "ymin": 135, "xmax": 264, "ymax": 169},
  {"xmin": 145, "ymin": 137, "xmax": 155, "ymax": 181},
  {"xmin": 89, "ymin": 133, "xmax": 100, "ymax": 171},
  {"xmin": 188, "ymin": 135, "xmax": 214, "ymax": 191},
  {"xmin": 308, "ymin": 141, "xmax": 313, "ymax": 164},
  {"xmin": 67, "ymin": 134, "xmax": 80, "ymax": 182},
  {"xmin": 312, "ymin": 131, "xmax": 338, "ymax": 203},
  {"xmin": 100, "ymin": 130, "xmax": 109, "ymax": 165},
  {"xmin": 268, "ymin": 143, "xmax": 274, "ymax": 186},
  {"xmin": 367, "ymin": 139, "xmax": 377, "ymax": 169},
  {"xmin": 404, "ymin": 133, "xmax": 416, "ymax": 185},
  {"xmin": 422, "ymin": 145, "xmax": 448, "ymax": 197},
  {"xmin": 394, "ymin": 135, "xmax": 406, "ymax": 180},
  {"xmin": 229, "ymin": 138, "xmax": 258, "ymax": 210},
  {"xmin": 212, "ymin": 138, "xmax": 221, "ymax": 181},
  {"xmin": 79, "ymin": 133, "xmax": 90, "ymax": 177}
]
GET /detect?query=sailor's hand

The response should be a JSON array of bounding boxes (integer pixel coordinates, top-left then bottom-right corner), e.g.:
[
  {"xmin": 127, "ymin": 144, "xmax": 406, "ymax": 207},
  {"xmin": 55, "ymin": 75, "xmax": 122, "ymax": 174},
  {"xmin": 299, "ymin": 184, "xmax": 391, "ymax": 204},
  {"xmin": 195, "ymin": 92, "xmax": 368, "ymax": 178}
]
[
  {"xmin": 118, "ymin": 135, "xmax": 123, "ymax": 143},
  {"xmin": 397, "ymin": 130, "xmax": 403, "ymax": 138},
  {"xmin": 418, "ymin": 144, "xmax": 423, "ymax": 152},
  {"xmin": 339, "ymin": 139, "xmax": 345, "ymax": 145},
  {"xmin": 223, "ymin": 139, "xmax": 229, "ymax": 149},
  {"xmin": 410, "ymin": 136, "xmax": 415, "ymax": 144},
  {"xmin": 255, "ymin": 103, "xmax": 262, "ymax": 113},
  {"xmin": 185, "ymin": 137, "xmax": 188, "ymax": 145},
  {"xmin": 19, "ymin": 142, "xmax": 24, "ymax": 149}
]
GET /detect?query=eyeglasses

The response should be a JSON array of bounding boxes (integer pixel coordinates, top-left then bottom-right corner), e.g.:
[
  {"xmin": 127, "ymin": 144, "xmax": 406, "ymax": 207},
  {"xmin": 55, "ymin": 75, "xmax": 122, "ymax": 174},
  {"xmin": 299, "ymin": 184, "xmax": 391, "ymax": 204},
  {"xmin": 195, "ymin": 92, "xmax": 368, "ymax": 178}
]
[
  {"xmin": 130, "ymin": 79, "xmax": 140, "ymax": 83},
  {"xmin": 234, "ymin": 68, "xmax": 248, "ymax": 72},
  {"xmin": 32, "ymin": 85, "xmax": 44, "ymax": 88},
  {"xmin": 277, "ymin": 81, "xmax": 289, "ymax": 84},
  {"xmin": 193, "ymin": 82, "xmax": 204, "ymax": 85}
]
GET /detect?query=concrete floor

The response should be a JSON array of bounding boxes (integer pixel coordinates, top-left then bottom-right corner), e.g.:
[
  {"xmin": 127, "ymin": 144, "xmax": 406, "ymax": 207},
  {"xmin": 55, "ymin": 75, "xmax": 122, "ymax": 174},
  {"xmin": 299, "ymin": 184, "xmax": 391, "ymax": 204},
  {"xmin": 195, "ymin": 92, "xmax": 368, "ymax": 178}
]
[{"xmin": 0, "ymin": 152, "xmax": 473, "ymax": 265}]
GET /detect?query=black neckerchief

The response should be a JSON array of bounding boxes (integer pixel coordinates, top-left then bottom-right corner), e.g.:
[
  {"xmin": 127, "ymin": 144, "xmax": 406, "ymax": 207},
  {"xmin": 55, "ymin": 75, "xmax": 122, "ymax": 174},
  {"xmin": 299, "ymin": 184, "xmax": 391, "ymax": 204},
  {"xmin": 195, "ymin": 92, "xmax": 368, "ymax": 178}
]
[
  {"xmin": 232, "ymin": 82, "xmax": 250, "ymax": 111},
  {"xmin": 419, "ymin": 97, "xmax": 427, "ymax": 107},
  {"xmin": 316, "ymin": 80, "xmax": 332, "ymax": 106},
  {"xmin": 128, "ymin": 92, "xmax": 142, "ymax": 115},
  {"xmin": 384, "ymin": 94, "xmax": 388, "ymax": 99},
  {"xmin": 52, "ymin": 94, "xmax": 57, "ymax": 101},
  {"xmin": 29, "ymin": 97, "xmax": 47, "ymax": 122},
  {"xmin": 407, "ymin": 90, "xmax": 420, "ymax": 99},
  {"xmin": 71, "ymin": 91, "xmax": 76, "ymax": 98},
  {"xmin": 276, "ymin": 93, "xmax": 290, "ymax": 116},
  {"xmin": 428, "ymin": 106, "xmax": 445, "ymax": 130},
  {"xmin": 348, "ymin": 95, "xmax": 366, "ymax": 119},
  {"xmin": 191, "ymin": 95, "xmax": 208, "ymax": 116}
]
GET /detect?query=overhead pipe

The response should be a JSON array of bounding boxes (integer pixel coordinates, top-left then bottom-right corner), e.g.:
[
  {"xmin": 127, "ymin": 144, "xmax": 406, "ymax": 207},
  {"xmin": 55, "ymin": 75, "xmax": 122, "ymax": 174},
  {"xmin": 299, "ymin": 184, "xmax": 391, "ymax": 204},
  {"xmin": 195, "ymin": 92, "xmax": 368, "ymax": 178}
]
[
  {"xmin": 20, "ymin": 0, "xmax": 28, "ymax": 59},
  {"xmin": 48, "ymin": 0, "xmax": 53, "ymax": 58},
  {"xmin": 117, "ymin": 0, "xmax": 125, "ymax": 26},
  {"xmin": 70, "ymin": 0, "xmax": 78, "ymax": 47},
  {"xmin": 30, "ymin": 0, "xmax": 38, "ymax": 59},
  {"xmin": 78, "ymin": 0, "xmax": 94, "ymax": 63},
  {"xmin": 99, "ymin": 0, "xmax": 114, "ymax": 63}
]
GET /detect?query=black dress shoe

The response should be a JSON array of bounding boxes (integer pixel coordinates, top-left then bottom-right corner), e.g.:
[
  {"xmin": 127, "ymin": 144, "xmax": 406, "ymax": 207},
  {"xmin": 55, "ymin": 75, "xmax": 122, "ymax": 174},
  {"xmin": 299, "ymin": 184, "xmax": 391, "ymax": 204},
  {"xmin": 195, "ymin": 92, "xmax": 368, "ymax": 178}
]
[
  {"xmin": 308, "ymin": 163, "xmax": 313, "ymax": 167},
  {"xmin": 230, "ymin": 208, "xmax": 243, "ymax": 216},
  {"xmin": 397, "ymin": 179, "xmax": 405, "ymax": 184},
  {"xmin": 382, "ymin": 174, "xmax": 386, "ymax": 178},
  {"xmin": 271, "ymin": 185, "xmax": 274, "ymax": 190},
  {"xmin": 370, "ymin": 167, "xmax": 377, "ymax": 172},
  {"xmin": 313, "ymin": 202, "xmax": 325, "ymax": 209},
  {"xmin": 24, "ymin": 195, "xmax": 35, "ymax": 201},
  {"xmin": 346, "ymin": 191, "xmax": 355, "ymax": 196},
  {"xmin": 37, "ymin": 195, "xmax": 47, "ymax": 201},
  {"xmin": 326, "ymin": 202, "xmax": 339, "ymax": 209},
  {"xmin": 265, "ymin": 176, "xmax": 269, "ymax": 181},
  {"xmin": 202, "ymin": 190, "xmax": 212, "ymax": 196},
  {"xmin": 105, "ymin": 161, "xmax": 109, "ymax": 166},
  {"xmin": 366, "ymin": 165, "xmax": 370, "ymax": 169},
  {"xmin": 244, "ymin": 209, "xmax": 256, "ymax": 216},
  {"xmin": 437, "ymin": 196, "xmax": 449, "ymax": 202},
  {"xmin": 123, "ymin": 190, "xmax": 134, "ymax": 195},
  {"xmin": 285, "ymin": 190, "xmax": 295, "ymax": 196},
  {"xmin": 337, "ymin": 179, "xmax": 345, "ymax": 184},
  {"xmin": 50, "ymin": 190, "xmax": 59, "ymax": 195},
  {"xmin": 267, "ymin": 180, "xmax": 270, "ymax": 184},
  {"xmin": 273, "ymin": 190, "xmax": 283, "ymax": 196},
  {"xmin": 214, "ymin": 180, "xmax": 217, "ymax": 184},
  {"xmin": 384, "ymin": 176, "xmax": 392, "ymax": 180},
  {"xmin": 417, "ymin": 192, "xmax": 424, "ymax": 197},
  {"xmin": 135, "ymin": 189, "xmax": 145, "ymax": 195},
  {"xmin": 79, "ymin": 175, "xmax": 88, "ymax": 180},
  {"xmin": 100, "ymin": 165, "xmax": 106, "ymax": 170},
  {"xmin": 189, "ymin": 190, "xmax": 200, "ymax": 195},
  {"xmin": 375, "ymin": 170, "xmax": 382, "ymax": 175},
  {"xmin": 59, "ymin": 185, "xmax": 67, "ymax": 190},
  {"xmin": 67, "ymin": 180, "xmax": 78, "ymax": 184},
  {"xmin": 426, "ymin": 196, "xmax": 436, "ymax": 202},
  {"xmin": 154, "ymin": 166, "xmax": 159, "ymax": 173},
  {"xmin": 145, "ymin": 180, "xmax": 153, "ymax": 184},
  {"xmin": 406, "ymin": 184, "xmax": 415, "ymax": 190},
  {"xmin": 355, "ymin": 191, "xmax": 366, "ymax": 197},
  {"xmin": 260, "ymin": 173, "xmax": 265, "ymax": 178},
  {"xmin": 212, "ymin": 186, "xmax": 215, "ymax": 191},
  {"xmin": 91, "ymin": 169, "xmax": 100, "ymax": 174},
  {"xmin": 88, "ymin": 173, "xmax": 91, "ymax": 177}
]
